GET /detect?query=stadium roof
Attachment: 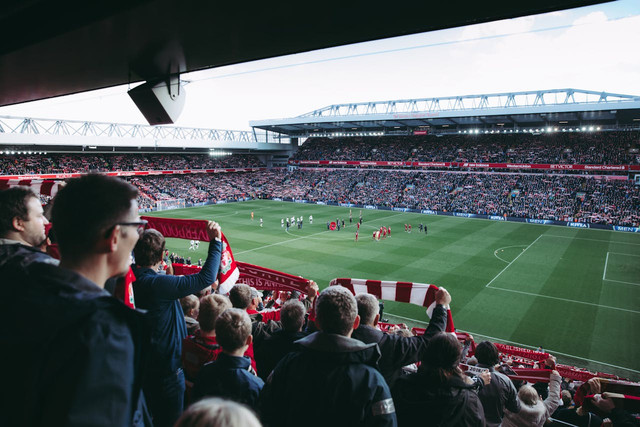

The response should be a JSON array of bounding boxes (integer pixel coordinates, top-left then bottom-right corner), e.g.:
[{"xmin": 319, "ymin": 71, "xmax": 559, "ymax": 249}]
[
  {"xmin": 0, "ymin": 0, "xmax": 610, "ymax": 107},
  {"xmin": 249, "ymin": 89, "xmax": 640, "ymax": 137}
]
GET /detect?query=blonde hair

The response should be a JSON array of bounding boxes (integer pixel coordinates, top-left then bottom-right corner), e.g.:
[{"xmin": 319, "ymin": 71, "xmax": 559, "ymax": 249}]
[
  {"xmin": 198, "ymin": 294, "xmax": 232, "ymax": 333},
  {"xmin": 175, "ymin": 398, "xmax": 261, "ymax": 427},
  {"xmin": 518, "ymin": 385, "xmax": 540, "ymax": 406}
]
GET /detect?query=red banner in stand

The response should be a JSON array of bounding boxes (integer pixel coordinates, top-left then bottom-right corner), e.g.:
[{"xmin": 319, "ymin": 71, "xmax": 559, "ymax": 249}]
[
  {"xmin": 288, "ymin": 159, "xmax": 636, "ymax": 171},
  {"xmin": 172, "ymin": 261, "xmax": 310, "ymax": 294}
]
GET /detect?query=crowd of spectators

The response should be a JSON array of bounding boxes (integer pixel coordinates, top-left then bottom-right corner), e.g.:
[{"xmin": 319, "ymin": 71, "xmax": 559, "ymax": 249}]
[
  {"xmin": 0, "ymin": 153, "xmax": 263, "ymax": 175},
  {"xmin": 127, "ymin": 169, "xmax": 640, "ymax": 227},
  {"xmin": 2, "ymin": 176, "xmax": 639, "ymax": 427},
  {"xmin": 292, "ymin": 132, "xmax": 640, "ymax": 165}
]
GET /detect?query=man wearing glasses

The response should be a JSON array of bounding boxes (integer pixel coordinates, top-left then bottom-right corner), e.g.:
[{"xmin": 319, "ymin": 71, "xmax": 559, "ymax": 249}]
[{"xmin": 1, "ymin": 174, "xmax": 152, "ymax": 426}]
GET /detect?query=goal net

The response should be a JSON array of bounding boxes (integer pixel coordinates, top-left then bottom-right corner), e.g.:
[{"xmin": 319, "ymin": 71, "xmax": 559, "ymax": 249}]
[{"xmin": 156, "ymin": 198, "xmax": 186, "ymax": 211}]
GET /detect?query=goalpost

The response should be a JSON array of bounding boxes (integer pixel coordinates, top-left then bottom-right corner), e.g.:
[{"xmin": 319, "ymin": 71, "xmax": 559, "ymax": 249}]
[{"xmin": 155, "ymin": 198, "xmax": 186, "ymax": 211}]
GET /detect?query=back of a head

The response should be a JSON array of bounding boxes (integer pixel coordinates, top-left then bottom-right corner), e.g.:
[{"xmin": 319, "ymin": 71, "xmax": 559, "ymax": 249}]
[
  {"xmin": 215, "ymin": 308, "xmax": 251, "ymax": 352},
  {"xmin": 518, "ymin": 384, "xmax": 540, "ymax": 407},
  {"xmin": 199, "ymin": 294, "xmax": 232, "ymax": 333},
  {"xmin": 561, "ymin": 390, "xmax": 572, "ymax": 407},
  {"xmin": 474, "ymin": 341, "xmax": 499, "ymax": 366},
  {"xmin": 228, "ymin": 284, "xmax": 252, "ymax": 309},
  {"xmin": 133, "ymin": 229, "xmax": 165, "ymax": 267},
  {"xmin": 422, "ymin": 332, "xmax": 462, "ymax": 383},
  {"xmin": 315, "ymin": 286, "xmax": 357, "ymax": 336},
  {"xmin": 51, "ymin": 174, "xmax": 138, "ymax": 259},
  {"xmin": 181, "ymin": 295, "xmax": 200, "ymax": 316},
  {"xmin": 0, "ymin": 187, "xmax": 37, "ymax": 239},
  {"xmin": 280, "ymin": 299, "xmax": 305, "ymax": 332},
  {"xmin": 174, "ymin": 397, "xmax": 261, "ymax": 427},
  {"xmin": 355, "ymin": 293, "xmax": 379, "ymax": 326}
]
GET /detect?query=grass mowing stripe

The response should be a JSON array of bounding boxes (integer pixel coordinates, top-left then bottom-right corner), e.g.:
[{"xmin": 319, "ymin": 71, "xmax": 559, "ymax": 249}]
[
  {"xmin": 384, "ymin": 312, "xmax": 640, "ymax": 375},
  {"xmin": 546, "ymin": 234, "xmax": 640, "ymax": 246},
  {"xmin": 485, "ymin": 286, "xmax": 640, "ymax": 314}
]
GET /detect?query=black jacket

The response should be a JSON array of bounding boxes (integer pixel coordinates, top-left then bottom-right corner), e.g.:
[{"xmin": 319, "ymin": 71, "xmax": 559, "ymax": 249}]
[
  {"xmin": 0, "ymin": 240, "xmax": 58, "ymax": 271},
  {"xmin": 476, "ymin": 364, "xmax": 519, "ymax": 426},
  {"xmin": 392, "ymin": 372, "xmax": 485, "ymax": 427},
  {"xmin": 0, "ymin": 261, "xmax": 151, "ymax": 427},
  {"xmin": 254, "ymin": 328, "xmax": 308, "ymax": 381},
  {"xmin": 351, "ymin": 304, "xmax": 448, "ymax": 387},
  {"xmin": 260, "ymin": 332, "xmax": 397, "ymax": 427}
]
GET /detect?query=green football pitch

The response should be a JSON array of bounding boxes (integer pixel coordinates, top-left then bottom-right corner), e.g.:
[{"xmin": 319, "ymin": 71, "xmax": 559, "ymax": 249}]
[{"xmin": 145, "ymin": 199, "xmax": 640, "ymax": 380}]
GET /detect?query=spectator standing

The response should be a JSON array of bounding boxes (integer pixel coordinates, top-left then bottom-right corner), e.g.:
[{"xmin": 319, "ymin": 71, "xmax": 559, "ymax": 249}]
[
  {"xmin": 0, "ymin": 187, "xmax": 55, "ymax": 269},
  {"xmin": 392, "ymin": 332, "xmax": 487, "ymax": 426},
  {"xmin": 1, "ymin": 174, "xmax": 151, "ymax": 426},
  {"xmin": 502, "ymin": 370, "xmax": 562, "ymax": 427},
  {"xmin": 254, "ymin": 299, "xmax": 308, "ymax": 381},
  {"xmin": 181, "ymin": 294, "xmax": 200, "ymax": 335},
  {"xmin": 260, "ymin": 285, "xmax": 397, "ymax": 427},
  {"xmin": 133, "ymin": 224, "xmax": 222, "ymax": 427},
  {"xmin": 474, "ymin": 341, "xmax": 520, "ymax": 426},
  {"xmin": 192, "ymin": 309, "xmax": 264, "ymax": 408},
  {"xmin": 351, "ymin": 289, "xmax": 449, "ymax": 387}
]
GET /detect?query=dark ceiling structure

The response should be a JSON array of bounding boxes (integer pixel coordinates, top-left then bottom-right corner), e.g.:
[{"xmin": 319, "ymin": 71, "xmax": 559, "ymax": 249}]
[{"xmin": 0, "ymin": 0, "xmax": 611, "ymax": 108}]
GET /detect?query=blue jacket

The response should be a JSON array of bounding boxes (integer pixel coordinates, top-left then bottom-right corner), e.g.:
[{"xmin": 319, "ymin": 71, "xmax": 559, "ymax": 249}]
[
  {"xmin": 0, "ymin": 260, "xmax": 151, "ymax": 427},
  {"xmin": 260, "ymin": 332, "xmax": 397, "ymax": 427},
  {"xmin": 192, "ymin": 352, "xmax": 264, "ymax": 408},
  {"xmin": 133, "ymin": 238, "xmax": 221, "ymax": 376}
]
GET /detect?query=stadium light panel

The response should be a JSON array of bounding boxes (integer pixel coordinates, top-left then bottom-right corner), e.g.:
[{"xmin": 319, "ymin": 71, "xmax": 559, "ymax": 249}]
[{"xmin": 588, "ymin": 126, "xmax": 594, "ymax": 131}]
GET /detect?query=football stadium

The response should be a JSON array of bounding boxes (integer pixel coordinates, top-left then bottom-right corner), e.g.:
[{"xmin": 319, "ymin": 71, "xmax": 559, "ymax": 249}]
[{"xmin": 1, "ymin": 1, "xmax": 639, "ymax": 426}]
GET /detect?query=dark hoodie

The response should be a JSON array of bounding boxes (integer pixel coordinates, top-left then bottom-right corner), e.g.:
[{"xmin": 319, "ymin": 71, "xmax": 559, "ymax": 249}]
[
  {"xmin": 259, "ymin": 332, "xmax": 397, "ymax": 427},
  {"xmin": 392, "ymin": 370, "xmax": 485, "ymax": 427},
  {"xmin": 0, "ymin": 260, "xmax": 150, "ymax": 427}
]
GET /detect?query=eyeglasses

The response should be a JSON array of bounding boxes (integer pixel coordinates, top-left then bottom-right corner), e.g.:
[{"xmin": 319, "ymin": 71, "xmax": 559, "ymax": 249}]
[{"xmin": 114, "ymin": 220, "xmax": 148, "ymax": 236}]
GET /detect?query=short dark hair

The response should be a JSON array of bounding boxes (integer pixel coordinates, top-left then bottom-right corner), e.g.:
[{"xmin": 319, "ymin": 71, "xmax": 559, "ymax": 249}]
[
  {"xmin": 280, "ymin": 300, "xmax": 305, "ymax": 332},
  {"xmin": 228, "ymin": 284, "xmax": 252, "ymax": 309},
  {"xmin": 0, "ymin": 187, "xmax": 38, "ymax": 237},
  {"xmin": 51, "ymin": 174, "xmax": 138, "ymax": 258},
  {"xmin": 133, "ymin": 229, "xmax": 165, "ymax": 267},
  {"xmin": 215, "ymin": 308, "xmax": 251, "ymax": 352},
  {"xmin": 315, "ymin": 286, "xmax": 357, "ymax": 336},
  {"xmin": 474, "ymin": 341, "xmax": 499, "ymax": 366}
]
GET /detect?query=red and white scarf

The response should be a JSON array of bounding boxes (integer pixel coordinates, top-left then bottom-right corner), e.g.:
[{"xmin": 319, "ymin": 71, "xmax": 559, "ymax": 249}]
[{"xmin": 329, "ymin": 278, "xmax": 455, "ymax": 332}]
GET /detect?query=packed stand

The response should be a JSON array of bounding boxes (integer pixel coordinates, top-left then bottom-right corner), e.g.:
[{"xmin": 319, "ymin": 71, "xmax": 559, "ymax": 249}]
[
  {"xmin": 0, "ymin": 153, "xmax": 263, "ymax": 175},
  {"xmin": 127, "ymin": 169, "xmax": 640, "ymax": 226},
  {"xmin": 292, "ymin": 131, "xmax": 640, "ymax": 165}
]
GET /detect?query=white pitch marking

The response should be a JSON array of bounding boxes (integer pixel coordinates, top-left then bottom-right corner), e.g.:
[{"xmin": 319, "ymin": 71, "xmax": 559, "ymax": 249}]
[
  {"xmin": 493, "ymin": 245, "xmax": 528, "ymax": 263},
  {"xmin": 383, "ymin": 312, "xmax": 640, "ymax": 374},
  {"xmin": 485, "ymin": 286, "xmax": 640, "ymax": 314},
  {"xmin": 485, "ymin": 235, "xmax": 544, "ymax": 288}
]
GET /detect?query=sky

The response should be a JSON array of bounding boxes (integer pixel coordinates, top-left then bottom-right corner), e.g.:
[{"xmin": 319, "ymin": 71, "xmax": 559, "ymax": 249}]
[{"xmin": 1, "ymin": 0, "xmax": 639, "ymax": 131}]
